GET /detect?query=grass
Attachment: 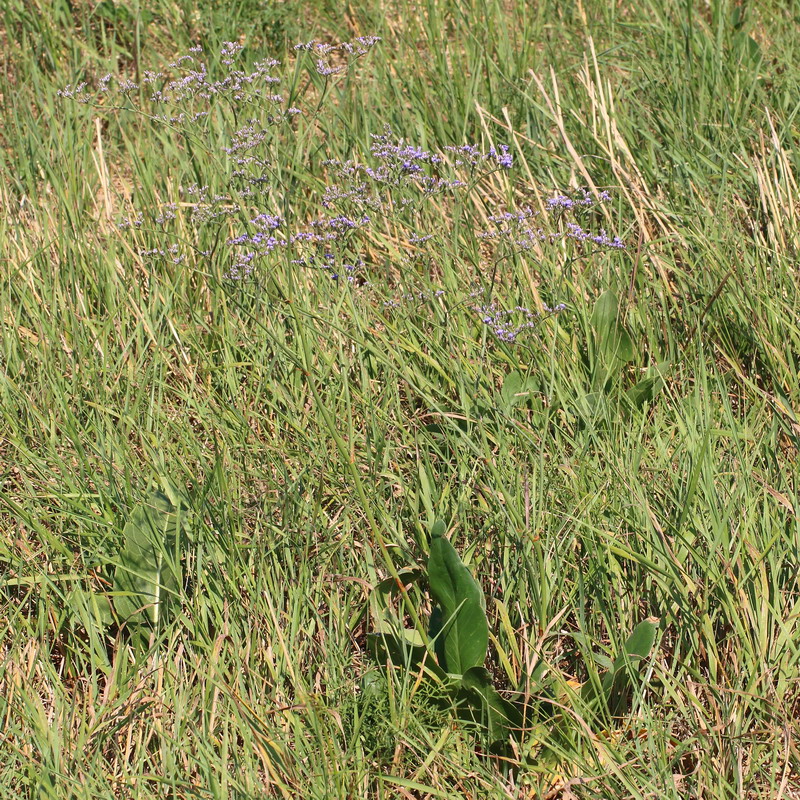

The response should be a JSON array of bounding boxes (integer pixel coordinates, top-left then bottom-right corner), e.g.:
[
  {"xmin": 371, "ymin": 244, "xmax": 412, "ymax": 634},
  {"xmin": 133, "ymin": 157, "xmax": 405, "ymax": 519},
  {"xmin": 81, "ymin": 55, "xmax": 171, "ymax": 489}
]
[{"xmin": 1, "ymin": 0, "xmax": 799, "ymax": 797}]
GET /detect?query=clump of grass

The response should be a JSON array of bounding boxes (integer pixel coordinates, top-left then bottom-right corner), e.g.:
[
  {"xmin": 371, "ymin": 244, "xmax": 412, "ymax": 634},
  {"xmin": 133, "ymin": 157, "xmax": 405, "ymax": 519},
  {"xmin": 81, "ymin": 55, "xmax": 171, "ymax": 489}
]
[{"xmin": 2, "ymin": 1, "xmax": 800, "ymax": 797}]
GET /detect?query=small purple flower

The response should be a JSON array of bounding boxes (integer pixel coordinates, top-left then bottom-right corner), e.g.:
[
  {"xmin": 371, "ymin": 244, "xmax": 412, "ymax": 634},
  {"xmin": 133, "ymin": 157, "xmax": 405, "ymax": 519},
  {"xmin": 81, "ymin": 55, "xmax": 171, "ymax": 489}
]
[
  {"xmin": 251, "ymin": 213, "xmax": 282, "ymax": 229},
  {"xmin": 354, "ymin": 36, "xmax": 382, "ymax": 49},
  {"xmin": 316, "ymin": 59, "xmax": 344, "ymax": 76},
  {"xmin": 57, "ymin": 82, "xmax": 90, "ymax": 102},
  {"xmin": 547, "ymin": 195, "xmax": 575, "ymax": 210},
  {"xmin": 221, "ymin": 41, "xmax": 244, "ymax": 65},
  {"xmin": 547, "ymin": 188, "xmax": 612, "ymax": 211},
  {"xmin": 118, "ymin": 213, "xmax": 143, "ymax": 230},
  {"xmin": 474, "ymin": 300, "xmax": 566, "ymax": 343},
  {"xmin": 154, "ymin": 203, "xmax": 177, "ymax": 225},
  {"xmin": 488, "ymin": 145, "xmax": 513, "ymax": 169},
  {"xmin": 117, "ymin": 78, "xmax": 140, "ymax": 93},
  {"xmin": 445, "ymin": 142, "xmax": 512, "ymax": 169}
]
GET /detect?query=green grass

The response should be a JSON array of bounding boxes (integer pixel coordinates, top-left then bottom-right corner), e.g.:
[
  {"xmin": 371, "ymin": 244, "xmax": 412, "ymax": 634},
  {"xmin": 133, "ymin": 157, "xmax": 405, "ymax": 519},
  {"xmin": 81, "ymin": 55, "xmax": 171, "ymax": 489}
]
[{"xmin": 1, "ymin": 0, "xmax": 800, "ymax": 797}]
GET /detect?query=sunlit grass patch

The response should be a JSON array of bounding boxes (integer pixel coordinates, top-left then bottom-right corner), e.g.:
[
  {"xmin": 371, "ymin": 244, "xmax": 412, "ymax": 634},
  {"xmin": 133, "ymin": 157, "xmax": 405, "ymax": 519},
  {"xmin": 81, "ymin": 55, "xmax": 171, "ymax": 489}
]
[{"xmin": 1, "ymin": 1, "xmax": 800, "ymax": 797}]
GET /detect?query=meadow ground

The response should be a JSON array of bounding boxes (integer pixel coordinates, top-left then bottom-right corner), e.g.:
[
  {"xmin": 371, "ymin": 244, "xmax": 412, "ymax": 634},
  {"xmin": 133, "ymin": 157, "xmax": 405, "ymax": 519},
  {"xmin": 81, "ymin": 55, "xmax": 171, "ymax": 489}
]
[{"xmin": 1, "ymin": 1, "xmax": 800, "ymax": 797}]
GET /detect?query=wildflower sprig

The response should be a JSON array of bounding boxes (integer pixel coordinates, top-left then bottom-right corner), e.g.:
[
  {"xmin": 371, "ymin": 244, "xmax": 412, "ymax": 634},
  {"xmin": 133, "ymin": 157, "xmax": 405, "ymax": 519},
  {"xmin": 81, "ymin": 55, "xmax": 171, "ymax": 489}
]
[
  {"xmin": 58, "ymin": 37, "xmax": 383, "ymax": 277},
  {"xmin": 474, "ymin": 301, "xmax": 568, "ymax": 343},
  {"xmin": 479, "ymin": 189, "xmax": 623, "ymax": 253},
  {"xmin": 294, "ymin": 36, "xmax": 383, "ymax": 76}
]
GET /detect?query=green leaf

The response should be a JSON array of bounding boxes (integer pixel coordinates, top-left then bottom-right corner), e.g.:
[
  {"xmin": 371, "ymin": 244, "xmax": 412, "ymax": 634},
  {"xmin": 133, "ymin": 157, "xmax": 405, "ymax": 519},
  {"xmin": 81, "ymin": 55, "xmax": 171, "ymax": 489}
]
[
  {"xmin": 361, "ymin": 668, "xmax": 384, "ymax": 696},
  {"xmin": 459, "ymin": 666, "xmax": 523, "ymax": 747},
  {"xmin": 500, "ymin": 370, "xmax": 538, "ymax": 410},
  {"xmin": 591, "ymin": 290, "xmax": 635, "ymax": 369},
  {"xmin": 367, "ymin": 631, "xmax": 447, "ymax": 682},
  {"xmin": 583, "ymin": 617, "xmax": 659, "ymax": 718},
  {"xmin": 614, "ymin": 331, "xmax": 635, "ymax": 364},
  {"xmin": 66, "ymin": 587, "xmax": 113, "ymax": 632},
  {"xmin": 604, "ymin": 617, "xmax": 658, "ymax": 713},
  {"xmin": 370, "ymin": 567, "xmax": 423, "ymax": 630},
  {"xmin": 112, "ymin": 489, "xmax": 190, "ymax": 637},
  {"xmin": 625, "ymin": 375, "xmax": 663, "ymax": 411},
  {"xmin": 367, "ymin": 630, "xmax": 425, "ymax": 667},
  {"xmin": 590, "ymin": 290, "xmax": 619, "ymax": 342},
  {"xmin": 427, "ymin": 523, "xmax": 488, "ymax": 675}
]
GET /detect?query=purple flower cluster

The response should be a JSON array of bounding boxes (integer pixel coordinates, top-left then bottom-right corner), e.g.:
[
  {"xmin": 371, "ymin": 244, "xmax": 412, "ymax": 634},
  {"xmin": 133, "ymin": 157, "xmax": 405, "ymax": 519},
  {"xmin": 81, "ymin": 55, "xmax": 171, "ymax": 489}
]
[
  {"xmin": 181, "ymin": 184, "xmax": 242, "ymax": 223},
  {"xmin": 546, "ymin": 188, "xmax": 611, "ymax": 210},
  {"xmin": 151, "ymin": 55, "xmax": 283, "ymax": 105},
  {"xmin": 59, "ymin": 35, "xmax": 625, "ymax": 344},
  {"xmin": 58, "ymin": 45, "xmax": 285, "ymax": 110},
  {"xmin": 154, "ymin": 203, "xmax": 177, "ymax": 225},
  {"xmin": 445, "ymin": 143, "xmax": 513, "ymax": 169},
  {"xmin": 290, "ymin": 252, "xmax": 366, "ymax": 282},
  {"xmin": 223, "ymin": 121, "xmax": 271, "ymax": 155},
  {"xmin": 226, "ymin": 231, "xmax": 281, "ymax": 249},
  {"xmin": 227, "ymin": 251, "xmax": 256, "ymax": 280},
  {"xmin": 487, "ymin": 207, "xmax": 537, "ymax": 225},
  {"xmin": 382, "ymin": 287, "xmax": 567, "ymax": 344},
  {"xmin": 321, "ymin": 182, "xmax": 381, "ymax": 210},
  {"xmin": 478, "ymin": 206, "xmax": 547, "ymax": 250},
  {"xmin": 318, "ymin": 128, "xmax": 507, "ymax": 221},
  {"xmin": 251, "ymin": 213, "xmax": 282, "ymax": 229},
  {"xmin": 563, "ymin": 223, "xmax": 624, "ymax": 249},
  {"xmin": 222, "ymin": 211, "xmax": 372, "ymax": 280},
  {"xmin": 139, "ymin": 243, "xmax": 186, "ymax": 265},
  {"xmin": 286, "ymin": 213, "xmax": 370, "ymax": 244},
  {"xmin": 294, "ymin": 36, "xmax": 382, "ymax": 76},
  {"xmin": 220, "ymin": 41, "xmax": 244, "ymax": 66},
  {"xmin": 316, "ymin": 60, "xmax": 344, "ymax": 76},
  {"xmin": 56, "ymin": 82, "xmax": 90, "ymax": 102},
  {"xmin": 56, "ymin": 35, "xmax": 390, "ymax": 284},
  {"xmin": 474, "ymin": 302, "xmax": 567, "ymax": 342},
  {"xmin": 117, "ymin": 213, "xmax": 144, "ymax": 230},
  {"xmin": 294, "ymin": 36, "xmax": 382, "ymax": 55},
  {"xmin": 371, "ymin": 130, "xmax": 442, "ymax": 172},
  {"xmin": 310, "ymin": 214, "xmax": 370, "ymax": 231},
  {"xmin": 479, "ymin": 190, "xmax": 624, "ymax": 252}
]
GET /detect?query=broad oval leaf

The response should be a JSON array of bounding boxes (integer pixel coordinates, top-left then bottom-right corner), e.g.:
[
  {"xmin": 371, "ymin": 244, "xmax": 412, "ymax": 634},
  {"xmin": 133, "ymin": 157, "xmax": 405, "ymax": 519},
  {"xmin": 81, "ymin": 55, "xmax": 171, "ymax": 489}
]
[
  {"xmin": 112, "ymin": 489, "xmax": 190, "ymax": 635},
  {"xmin": 459, "ymin": 666, "xmax": 523, "ymax": 747},
  {"xmin": 427, "ymin": 524, "xmax": 488, "ymax": 675},
  {"xmin": 582, "ymin": 617, "xmax": 659, "ymax": 718},
  {"xmin": 500, "ymin": 370, "xmax": 538, "ymax": 410},
  {"xmin": 591, "ymin": 290, "xmax": 635, "ymax": 367},
  {"xmin": 590, "ymin": 290, "xmax": 620, "ymax": 343},
  {"xmin": 603, "ymin": 617, "xmax": 658, "ymax": 691},
  {"xmin": 367, "ymin": 630, "xmax": 448, "ymax": 681},
  {"xmin": 66, "ymin": 587, "xmax": 113, "ymax": 632}
]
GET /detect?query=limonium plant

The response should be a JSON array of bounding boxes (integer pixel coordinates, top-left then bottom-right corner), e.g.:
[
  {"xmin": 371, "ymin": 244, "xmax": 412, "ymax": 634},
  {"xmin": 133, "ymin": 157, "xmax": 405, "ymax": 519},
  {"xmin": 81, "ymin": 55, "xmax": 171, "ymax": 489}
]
[{"xmin": 59, "ymin": 36, "xmax": 626, "ymax": 346}]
